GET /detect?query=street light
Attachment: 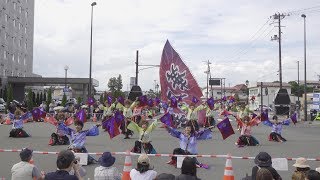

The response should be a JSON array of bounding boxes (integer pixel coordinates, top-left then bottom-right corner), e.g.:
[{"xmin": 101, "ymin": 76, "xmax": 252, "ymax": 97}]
[
  {"xmin": 88, "ymin": 2, "xmax": 97, "ymax": 98},
  {"xmin": 245, "ymin": 80, "xmax": 249, "ymax": 104},
  {"xmin": 301, "ymin": 14, "xmax": 307, "ymax": 122},
  {"xmin": 64, "ymin": 65, "xmax": 69, "ymax": 93}
]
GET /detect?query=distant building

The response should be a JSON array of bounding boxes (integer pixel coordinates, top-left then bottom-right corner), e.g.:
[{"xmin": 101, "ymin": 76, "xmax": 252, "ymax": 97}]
[
  {"xmin": 0, "ymin": 0, "xmax": 35, "ymax": 78},
  {"xmin": 248, "ymin": 82, "xmax": 291, "ymax": 110},
  {"xmin": 202, "ymin": 84, "xmax": 248, "ymax": 102}
]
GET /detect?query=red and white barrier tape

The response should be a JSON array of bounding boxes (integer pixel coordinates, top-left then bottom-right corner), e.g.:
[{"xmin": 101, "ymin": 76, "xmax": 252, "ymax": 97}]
[{"xmin": 0, "ymin": 149, "xmax": 319, "ymax": 161}]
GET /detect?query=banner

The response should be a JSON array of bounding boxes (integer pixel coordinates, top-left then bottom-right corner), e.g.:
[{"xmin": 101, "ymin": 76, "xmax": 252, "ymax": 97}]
[{"xmin": 159, "ymin": 40, "xmax": 203, "ymax": 104}]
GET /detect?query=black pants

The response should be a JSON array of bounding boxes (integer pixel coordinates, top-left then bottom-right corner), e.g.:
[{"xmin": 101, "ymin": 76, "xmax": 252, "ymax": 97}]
[
  {"xmin": 9, "ymin": 129, "xmax": 29, "ymax": 138},
  {"xmin": 120, "ymin": 120, "xmax": 133, "ymax": 137},
  {"xmin": 50, "ymin": 133, "xmax": 70, "ymax": 145},
  {"xmin": 171, "ymin": 148, "xmax": 199, "ymax": 165},
  {"xmin": 270, "ymin": 132, "xmax": 286, "ymax": 142},
  {"xmin": 131, "ymin": 141, "xmax": 155, "ymax": 154}
]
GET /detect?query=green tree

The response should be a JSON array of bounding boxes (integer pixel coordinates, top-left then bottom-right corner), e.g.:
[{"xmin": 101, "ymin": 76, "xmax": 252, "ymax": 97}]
[
  {"xmin": 108, "ymin": 75, "xmax": 124, "ymax": 98},
  {"xmin": 3, "ymin": 86, "xmax": 7, "ymax": 102},
  {"xmin": 46, "ymin": 88, "xmax": 52, "ymax": 112},
  {"xmin": 116, "ymin": 75, "xmax": 123, "ymax": 91},
  {"xmin": 77, "ymin": 96, "xmax": 83, "ymax": 104},
  {"xmin": 61, "ymin": 94, "xmax": 67, "ymax": 106},
  {"xmin": 27, "ymin": 89, "xmax": 34, "ymax": 111},
  {"xmin": 7, "ymin": 84, "xmax": 13, "ymax": 103},
  {"xmin": 99, "ymin": 94, "xmax": 103, "ymax": 103},
  {"xmin": 36, "ymin": 92, "xmax": 40, "ymax": 106},
  {"xmin": 44, "ymin": 92, "xmax": 47, "ymax": 102},
  {"xmin": 40, "ymin": 92, "xmax": 43, "ymax": 104},
  {"xmin": 289, "ymin": 81, "xmax": 314, "ymax": 97},
  {"xmin": 32, "ymin": 92, "xmax": 36, "ymax": 106}
]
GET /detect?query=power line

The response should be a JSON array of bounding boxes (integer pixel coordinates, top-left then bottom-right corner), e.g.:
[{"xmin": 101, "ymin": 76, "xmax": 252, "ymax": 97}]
[
  {"xmin": 286, "ymin": 5, "xmax": 320, "ymax": 15},
  {"xmin": 225, "ymin": 26, "xmax": 275, "ymax": 62},
  {"xmin": 220, "ymin": 18, "xmax": 273, "ymax": 61}
]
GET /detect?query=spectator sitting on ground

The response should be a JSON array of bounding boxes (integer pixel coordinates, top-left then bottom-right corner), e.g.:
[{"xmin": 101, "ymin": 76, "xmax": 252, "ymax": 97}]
[
  {"xmin": 44, "ymin": 150, "xmax": 83, "ymax": 180},
  {"xmin": 256, "ymin": 168, "xmax": 273, "ymax": 180},
  {"xmin": 155, "ymin": 173, "xmax": 175, "ymax": 180},
  {"xmin": 11, "ymin": 148, "xmax": 44, "ymax": 180},
  {"xmin": 130, "ymin": 154, "xmax": 157, "ymax": 180},
  {"xmin": 292, "ymin": 157, "xmax": 310, "ymax": 180},
  {"xmin": 176, "ymin": 157, "xmax": 201, "ymax": 180},
  {"xmin": 94, "ymin": 151, "xmax": 121, "ymax": 180},
  {"xmin": 251, "ymin": 152, "xmax": 282, "ymax": 180},
  {"xmin": 305, "ymin": 170, "xmax": 320, "ymax": 180}
]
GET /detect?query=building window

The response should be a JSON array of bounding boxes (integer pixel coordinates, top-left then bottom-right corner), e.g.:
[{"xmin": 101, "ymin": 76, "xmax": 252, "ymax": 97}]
[
  {"xmin": 5, "ymin": 33, "xmax": 8, "ymax": 40},
  {"xmin": 5, "ymin": 14, "xmax": 8, "ymax": 22},
  {"xmin": 24, "ymin": 27, "xmax": 27, "ymax": 34},
  {"xmin": 3, "ymin": 69, "xmax": 5, "ymax": 76},
  {"xmin": 25, "ymin": 11, "xmax": 28, "ymax": 19},
  {"xmin": 25, "ymin": 42, "xmax": 27, "ymax": 49},
  {"xmin": 13, "ymin": 19, "xmax": 16, "ymax": 27},
  {"xmin": 18, "ymin": 23, "xmax": 21, "ymax": 30},
  {"xmin": 18, "ymin": 56, "xmax": 20, "ymax": 63},
  {"xmin": 13, "ymin": 37, "xmax": 15, "ymax": 45},
  {"xmin": 12, "ymin": 54, "xmax": 15, "ymax": 61},
  {"xmin": 19, "ymin": 6, "xmax": 22, "ymax": 13},
  {"xmin": 24, "ymin": 57, "xmax": 26, "ymax": 65},
  {"xmin": 4, "ymin": 51, "xmax": 7, "ymax": 59},
  {"xmin": 13, "ymin": 2, "xmax": 16, "ymax": 10}
]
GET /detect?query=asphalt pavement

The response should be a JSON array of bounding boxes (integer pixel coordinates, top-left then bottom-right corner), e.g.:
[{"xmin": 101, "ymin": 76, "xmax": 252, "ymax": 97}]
[{"xmin": 0, "ymin": 119, "xmax": 319, "ymax": 179}]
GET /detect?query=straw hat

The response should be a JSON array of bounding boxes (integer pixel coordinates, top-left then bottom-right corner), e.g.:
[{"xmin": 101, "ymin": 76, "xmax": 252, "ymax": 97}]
[{"xmin": 292, "ymin": 157, "xmax": 310, "ymax": 168}]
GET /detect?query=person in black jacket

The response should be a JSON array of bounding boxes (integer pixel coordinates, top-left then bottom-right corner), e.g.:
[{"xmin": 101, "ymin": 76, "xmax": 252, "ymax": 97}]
[{"xmin": 251, "ymin": 152, "xmax": 282, "ymax": 180}]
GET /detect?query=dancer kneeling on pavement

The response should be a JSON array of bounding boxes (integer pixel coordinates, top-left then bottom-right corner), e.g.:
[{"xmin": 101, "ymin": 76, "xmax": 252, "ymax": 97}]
[
  {"xmin": 48, "ymin": 112, "xmax": 71, "ymax": 146},
  {"xmin": 9, "ymin": 109, "xmax": 32, "ymax": 138},
  {"xmin": 235, "ymin": 115, "xmax": 260, "ymax": 146},
  {"xmin": 127, "ymin": 119, "xmax": 158, "ymax": 154},
  {"xmin": 263, "ymin": 115, "xmax": 289, "ymax": 142},
  {"xmin": 165, "ymin": 124, "xmax": 213, "ymax": 169},
  {"xmin": 66, "ymin": 120, "xmax": 101, "ymax": 164}
]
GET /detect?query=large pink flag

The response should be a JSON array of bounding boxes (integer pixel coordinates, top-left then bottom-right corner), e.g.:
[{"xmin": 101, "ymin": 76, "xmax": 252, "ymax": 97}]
[{"xmin": 159, "ymin": 40, "xmax": 203, "ymax": 104}]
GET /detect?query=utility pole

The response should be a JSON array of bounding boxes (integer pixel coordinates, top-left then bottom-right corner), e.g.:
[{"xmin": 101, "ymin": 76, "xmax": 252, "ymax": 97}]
[
  {"xmin": 204, "ymin": 60, "xmax": 211, "ymax": 100},
  {"xmin": 260, "ymin": 82, "xmax": 264, "ymax": 114},
  {"xmin": 271, "ymin": 13, "xmax": 286, "ymax": 90},
  {"xmin": 297, "ymin": 61, "xmax": 300, "ymax": 103},
  {"xmin": 135, "ymin": 50, "xmax": 139, "ymax": 85}
]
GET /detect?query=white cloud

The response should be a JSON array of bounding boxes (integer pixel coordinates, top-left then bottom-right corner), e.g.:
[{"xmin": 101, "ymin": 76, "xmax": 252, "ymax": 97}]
[{"xmin": 33, "ymin": 0, "xmax": 320, "ymax": 93}]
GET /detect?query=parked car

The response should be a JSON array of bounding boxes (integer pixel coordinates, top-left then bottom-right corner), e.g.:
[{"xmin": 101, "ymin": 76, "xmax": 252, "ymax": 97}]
[
  {"xmin": 255, "ymin": 105, "xmax": 273, "ymax": 111},
  {"xmin": 0, "ymin": 104, "xmax": 5, "ymax": 112},
  {"xmin": 0, "ymin": 98, "xmax": 6, "ymax": 106}
]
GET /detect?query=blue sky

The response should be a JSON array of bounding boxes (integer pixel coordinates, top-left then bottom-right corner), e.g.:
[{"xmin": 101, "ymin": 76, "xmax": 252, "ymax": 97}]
[{"xmin": 33, "ymin": 0, "xmax": 320, "ymax": 91}]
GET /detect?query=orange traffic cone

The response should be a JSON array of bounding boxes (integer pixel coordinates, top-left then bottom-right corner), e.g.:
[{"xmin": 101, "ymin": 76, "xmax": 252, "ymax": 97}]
[
  {"xmin": 121, "ymin": 151, "xmax": 132, "ymax": 180},
  {"xmin": 223, "ymin": 154, "xmax": 234, "ymax": 180},
  {"xmin": 92, "ymin": 113, "xmax": 97, "ymax": 122}
]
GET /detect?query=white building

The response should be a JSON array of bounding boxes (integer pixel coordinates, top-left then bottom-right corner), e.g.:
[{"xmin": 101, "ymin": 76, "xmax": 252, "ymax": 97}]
[
  {"xmin": 202, "ymin": 84, "xmax": 248, "ymax": 102},
  {"xmin": 248, "ymin": 82, "xmax": 291, "ymax": 110}
]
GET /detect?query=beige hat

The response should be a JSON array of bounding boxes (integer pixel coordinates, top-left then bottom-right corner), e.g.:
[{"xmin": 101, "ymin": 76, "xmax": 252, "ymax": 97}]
[
  {"xmin": 293, "ymin": 157, "xmax": 310, "ymax": 168},
  {"xmin": 138, "ymin": 154, "xmax": 150, "ymax": 164}
]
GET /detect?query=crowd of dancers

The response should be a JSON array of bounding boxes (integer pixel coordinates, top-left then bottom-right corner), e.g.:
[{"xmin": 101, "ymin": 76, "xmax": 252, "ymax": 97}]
[{"xmin": 1, "ymin": 94, "xmax": 297, "ymax": 169}]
